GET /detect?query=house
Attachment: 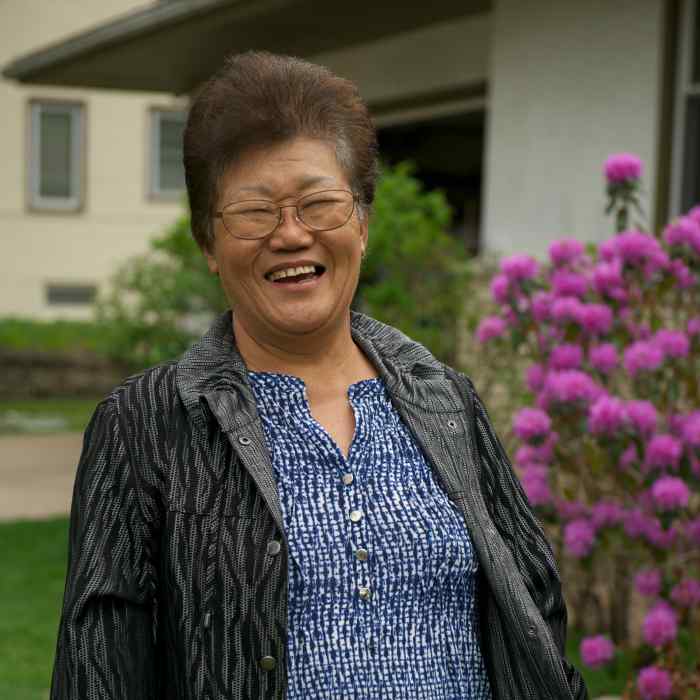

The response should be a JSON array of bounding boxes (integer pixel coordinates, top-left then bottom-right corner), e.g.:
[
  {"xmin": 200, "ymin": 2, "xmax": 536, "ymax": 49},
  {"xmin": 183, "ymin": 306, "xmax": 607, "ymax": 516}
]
[
  {"xmin": 3, "ymin": 0, "xmax": 697, "ymax": 318},
  {"xmin": 0, "ymin": 0, "xmax": 187, "ymax": 319}
]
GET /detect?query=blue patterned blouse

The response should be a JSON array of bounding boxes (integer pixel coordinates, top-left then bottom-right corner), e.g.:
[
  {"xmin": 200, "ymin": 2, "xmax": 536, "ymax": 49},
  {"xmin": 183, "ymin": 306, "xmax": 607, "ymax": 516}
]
[{"xmin": 247, "ymin": 371, "xmax": 492, "ymax": 700}]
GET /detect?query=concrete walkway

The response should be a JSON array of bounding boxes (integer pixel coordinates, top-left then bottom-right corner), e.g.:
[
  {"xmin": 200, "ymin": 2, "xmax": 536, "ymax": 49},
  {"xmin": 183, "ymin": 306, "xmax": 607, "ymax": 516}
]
[{"xmin": 0, "ymin": 432, "xmax": 82, "ymax": 521}]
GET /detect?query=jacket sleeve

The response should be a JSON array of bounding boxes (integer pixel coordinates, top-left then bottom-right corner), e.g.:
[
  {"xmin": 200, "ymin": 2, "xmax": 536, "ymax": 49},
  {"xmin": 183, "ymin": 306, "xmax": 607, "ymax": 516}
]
[
  {"xmin": 50, "ymin": 398, "xmax": 159, "ymax": 699},
  {"xmin": 467, "ymin": 379, "xmax": 588, "ymax": 700}
]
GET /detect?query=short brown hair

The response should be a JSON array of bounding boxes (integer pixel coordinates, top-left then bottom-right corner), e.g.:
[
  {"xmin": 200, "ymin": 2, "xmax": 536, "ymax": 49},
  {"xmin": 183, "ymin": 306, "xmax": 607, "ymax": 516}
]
[{"xmin": 183, "ymin": 51, "xmax": 378, "ymax": 251}]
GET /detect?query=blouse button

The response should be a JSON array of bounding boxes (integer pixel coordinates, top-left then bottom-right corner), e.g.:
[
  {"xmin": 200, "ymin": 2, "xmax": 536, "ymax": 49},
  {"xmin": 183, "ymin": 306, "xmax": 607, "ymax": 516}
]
[
  {"xmin": 358, "ymin": 586, "xmax": 372, "ymax": 600},
  {"xmin": 266, "ymin": 540, "xmax": 281, "ymax": 556},
  {"xmin": 342, "ymin": 473, "xmax": 354, "ymax": 485},
  {"xmin": 355, "ymin": 547, "xmax": 369, "ymax": 561},
  {"xmin": 349, "ymin": 509, "xmax": 363, "ymax": 523},
  {"xmin": 238, "ymin": 436, "xmax": 252, "ymax": 446}
]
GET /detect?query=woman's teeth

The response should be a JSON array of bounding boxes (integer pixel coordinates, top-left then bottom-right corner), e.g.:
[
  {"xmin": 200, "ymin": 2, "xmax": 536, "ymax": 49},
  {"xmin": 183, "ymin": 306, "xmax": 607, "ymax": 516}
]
[{"xmin": 267, "ymin": 265, "xmax": 317, "ymax": 282}]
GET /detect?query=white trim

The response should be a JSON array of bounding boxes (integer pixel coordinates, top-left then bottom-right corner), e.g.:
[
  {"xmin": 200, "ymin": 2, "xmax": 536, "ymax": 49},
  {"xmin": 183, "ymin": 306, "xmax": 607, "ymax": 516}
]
[
  {"xmin": 670, "ymin": 0, "xmax": 697, "ymax": 217},
  {"xmin": 29, "ymin": 101, "xmax": 83, "ymax": 211},
  {"xmin": 150, "ymin": 108, "xmax": 186, "ymax": 198}
]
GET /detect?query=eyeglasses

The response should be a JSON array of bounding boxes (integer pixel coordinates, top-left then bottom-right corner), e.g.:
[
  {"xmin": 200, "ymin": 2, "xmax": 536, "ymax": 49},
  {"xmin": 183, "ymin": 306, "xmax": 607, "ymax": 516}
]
[{"xmin": 213, "ymin": 189, "xmax": 359, "ymax": 240}]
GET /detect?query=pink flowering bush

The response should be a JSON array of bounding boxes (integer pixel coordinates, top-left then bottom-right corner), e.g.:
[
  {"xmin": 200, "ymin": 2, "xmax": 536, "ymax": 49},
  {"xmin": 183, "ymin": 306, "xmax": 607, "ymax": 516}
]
[{"xmin": 475, "ymin": 155, "xmax": 699, "ymax": 698}]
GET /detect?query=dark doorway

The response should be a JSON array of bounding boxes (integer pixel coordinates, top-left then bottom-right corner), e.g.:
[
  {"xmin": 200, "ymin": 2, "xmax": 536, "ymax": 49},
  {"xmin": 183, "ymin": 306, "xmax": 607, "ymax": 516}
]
[{"xmin": 377, "ymin": 109, "xmax": 485, "ymax": 255}]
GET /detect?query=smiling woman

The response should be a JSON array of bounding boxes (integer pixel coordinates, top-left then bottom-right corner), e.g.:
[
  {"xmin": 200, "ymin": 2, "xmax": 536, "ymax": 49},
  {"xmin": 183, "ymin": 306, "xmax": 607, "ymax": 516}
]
[
  {"xmin": 49, "ymin": 51, "xmax": 588, "ymax": 700},
  {"xmin": 204, "ymin": 137, "xmax": 368, "ymax": 354}
]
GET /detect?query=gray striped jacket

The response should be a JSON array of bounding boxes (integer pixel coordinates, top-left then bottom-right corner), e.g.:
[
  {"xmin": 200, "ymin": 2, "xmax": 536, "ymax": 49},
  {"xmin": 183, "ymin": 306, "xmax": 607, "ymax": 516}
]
[{"xmin": 50, "ymin": 310, "xmax": 588, "ymax": 700}]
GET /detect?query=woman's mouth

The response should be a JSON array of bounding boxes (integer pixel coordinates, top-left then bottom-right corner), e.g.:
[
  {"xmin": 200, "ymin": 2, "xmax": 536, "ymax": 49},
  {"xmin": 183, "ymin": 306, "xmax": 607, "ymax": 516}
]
[{"xmin": 265, "ymin": 264, "xmax": 325, "ymax": 285}]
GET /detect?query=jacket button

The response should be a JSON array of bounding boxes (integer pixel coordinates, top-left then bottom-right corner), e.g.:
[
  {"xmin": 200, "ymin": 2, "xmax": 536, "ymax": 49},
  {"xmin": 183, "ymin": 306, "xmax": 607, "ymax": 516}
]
[
  {"xmin": 447, "ymin": 419, "xmax": 458, "ymax": 429},
  {"xmin": 259, "ymin": 655, "xmax": 276, "ymax": 671},
  {"xmin": 527, "ymin": 625, "xmax": 537, "ymax": 637},
  {"xmin": 238, "ymin": 436, "xmax": 251, "ymax": 446},
  {"xmin": 266, "ymin": 540, "xmax": 281, "ymax": 556}
]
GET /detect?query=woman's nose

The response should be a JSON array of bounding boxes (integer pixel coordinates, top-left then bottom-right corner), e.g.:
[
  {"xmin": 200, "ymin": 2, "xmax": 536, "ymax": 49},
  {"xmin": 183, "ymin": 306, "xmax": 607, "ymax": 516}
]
[{"xmin": 267, "ymin": 205, "xmax": 314, "ymax": 249}]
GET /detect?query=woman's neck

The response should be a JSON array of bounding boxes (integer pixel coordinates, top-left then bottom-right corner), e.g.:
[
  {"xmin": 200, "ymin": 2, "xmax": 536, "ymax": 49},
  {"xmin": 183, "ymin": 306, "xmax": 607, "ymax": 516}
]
[{"xmin": 232, "ymin": 313, "xmax": 378, "ymax": 398}]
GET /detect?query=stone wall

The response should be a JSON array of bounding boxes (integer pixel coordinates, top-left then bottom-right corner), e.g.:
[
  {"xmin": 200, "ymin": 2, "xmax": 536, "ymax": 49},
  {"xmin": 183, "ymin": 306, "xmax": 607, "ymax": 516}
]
[{"xmin": 0, "ymin": 348, "xmax": 133, "ymax": 399}]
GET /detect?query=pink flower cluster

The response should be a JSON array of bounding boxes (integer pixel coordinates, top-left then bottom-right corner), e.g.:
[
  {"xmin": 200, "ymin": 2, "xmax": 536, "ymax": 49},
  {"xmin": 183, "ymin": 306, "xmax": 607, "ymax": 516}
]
[
  {"xmin": 564, "ymin": 518, "xmax": 596, "ymax": 558},
  {"xmin": 604, "ymin": 152, "xmax": 643, "ymax": 183},
  {"xmin": 634, "ymin": 569, "xmax": 662, "ymax": 597},
  {"xmin": 670, "ymin": 577, "xmax": 700, "ymax": 607},
  {"xmin": 642, "ymin": 601, "xmax": 678, "ymax": 648},
  {"xmin": 651, "ymin": 476, "xmax": 690, "ymax": 511},
  {"xmin": 476, "ymin": 154, "xmax": 698, "ymax": 689},
  {"xmin": 579, "ymin": 635, "xmax": 615, "ymax": 668},
  {"xmin": 663, "ymin": 214, "xmax": 700, "ymax": 255},
  {"xmin": 513, "ymin": 407, "xmax": 551, "ymax": 442},
  {"xmin": 637, "ymin": 666, "xmax": 673, "ymax": 700}
]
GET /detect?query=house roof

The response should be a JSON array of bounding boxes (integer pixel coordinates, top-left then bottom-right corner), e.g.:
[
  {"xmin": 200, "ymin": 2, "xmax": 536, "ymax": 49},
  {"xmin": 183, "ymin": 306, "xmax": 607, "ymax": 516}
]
[{"xmin": 3, "ymin": 0, "xmax": 490, "ymax": 94}]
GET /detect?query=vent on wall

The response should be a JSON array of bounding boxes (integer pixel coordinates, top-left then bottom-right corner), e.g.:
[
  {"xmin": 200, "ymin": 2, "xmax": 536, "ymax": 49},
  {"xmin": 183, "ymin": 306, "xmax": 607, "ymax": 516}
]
[{"xmin": 45, "ymin": 283, "xmax": 97, "ymax": 305}]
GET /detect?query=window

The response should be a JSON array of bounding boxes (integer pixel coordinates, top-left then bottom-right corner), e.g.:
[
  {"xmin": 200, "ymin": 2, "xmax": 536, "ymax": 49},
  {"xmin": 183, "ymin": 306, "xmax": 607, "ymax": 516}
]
[
  {"xmin": 672, "ymin": 0, "xmax": 700, "ymax": 214},
  {"xmin": 45, "ymin": 283, "xmax": 97, "ymax": 305},
  {"xmin": 150, "ymin": 109, "xmax": 186, "ymax": 197},
  {"xmin": 29, "ymin": 101, "xmax": 84, "ymax": 211}
]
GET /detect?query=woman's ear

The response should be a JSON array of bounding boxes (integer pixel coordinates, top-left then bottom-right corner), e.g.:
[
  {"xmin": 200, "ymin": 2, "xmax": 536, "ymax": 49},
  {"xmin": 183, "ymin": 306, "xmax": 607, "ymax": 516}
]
[
  {"xmin": 204, "ymin": 248, "xmax": 219, "ymax": 275},
  {"xmin": 359, "ymin": 218, "xmax": 369, "ymax": 257}
]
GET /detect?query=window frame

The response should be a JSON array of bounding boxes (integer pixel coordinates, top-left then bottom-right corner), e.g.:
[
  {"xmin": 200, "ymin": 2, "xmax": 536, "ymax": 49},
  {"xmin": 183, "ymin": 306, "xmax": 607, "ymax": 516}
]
[
  {"xmin": 27, "ymin": 99, "xmax": 85, "ymax": 212},
  {"xmin": 149, "ymin": 107, "xmax": 187, "ymax": 200},
  {"xmin": 670, "ymin": 0, "xmax": 700, "ymax": 216}
]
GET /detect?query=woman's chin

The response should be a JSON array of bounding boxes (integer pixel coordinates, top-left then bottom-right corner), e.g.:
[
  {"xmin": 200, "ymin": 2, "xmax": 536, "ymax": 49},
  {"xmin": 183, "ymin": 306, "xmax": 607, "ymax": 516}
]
[{"xmin": 272, "ymin": 314, "xmax": 332, "ymax": 337}]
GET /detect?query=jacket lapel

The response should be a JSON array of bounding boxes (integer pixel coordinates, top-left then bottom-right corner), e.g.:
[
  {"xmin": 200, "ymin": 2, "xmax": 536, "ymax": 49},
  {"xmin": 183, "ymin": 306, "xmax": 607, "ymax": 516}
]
[
  {"xmin": 175, "ymin": 311, "xmax": 285, "ymax": 534},
  {"xmin": 203, "ymin": 388, "xmax": 286, "ymax": 536}
]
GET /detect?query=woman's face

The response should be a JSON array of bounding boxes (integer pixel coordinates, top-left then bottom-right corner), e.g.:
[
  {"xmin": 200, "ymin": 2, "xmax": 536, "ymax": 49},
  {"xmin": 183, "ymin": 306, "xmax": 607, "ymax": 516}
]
[{"xmin": 204, "ymin": 137, "xmax": 368, "ymax": 343}]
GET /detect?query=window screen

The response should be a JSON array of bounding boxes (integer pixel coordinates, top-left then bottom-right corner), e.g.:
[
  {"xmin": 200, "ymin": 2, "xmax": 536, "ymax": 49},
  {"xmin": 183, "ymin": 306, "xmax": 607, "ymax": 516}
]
[
  {"xmin": 151, "ymin": 110, "xmax": 186, "ymax": 196},
  {"xmin": 30, "ymin": 102, "xmax": 83, "ymax": 210}
]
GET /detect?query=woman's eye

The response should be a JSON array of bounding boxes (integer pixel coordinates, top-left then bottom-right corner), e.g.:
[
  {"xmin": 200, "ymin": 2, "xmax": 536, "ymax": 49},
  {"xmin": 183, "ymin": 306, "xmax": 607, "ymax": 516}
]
[
  {"xmin": 304, "ymin": 199, "xmax": 336, "ymax": 209},
  {"xmin": 239, "ymin": 207, "xmax": 274, "ymax": 216}
]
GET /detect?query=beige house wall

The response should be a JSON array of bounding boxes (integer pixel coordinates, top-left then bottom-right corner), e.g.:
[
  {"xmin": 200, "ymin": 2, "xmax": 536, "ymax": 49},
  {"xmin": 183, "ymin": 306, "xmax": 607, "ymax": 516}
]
[
  {"xmin": 0, "ymin": 0, "xmax": 186, "ymax": 320},
  {"xmin": 483, "ymin": 0, "xmax": 665, "ymax": 257}
]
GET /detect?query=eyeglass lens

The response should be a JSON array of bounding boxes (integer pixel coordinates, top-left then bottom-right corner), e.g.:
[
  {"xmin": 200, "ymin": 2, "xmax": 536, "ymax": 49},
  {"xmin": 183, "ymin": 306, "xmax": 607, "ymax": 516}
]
[{"xmin": 221, "ymin": 190, "xmax": 354, "ymax": 239}]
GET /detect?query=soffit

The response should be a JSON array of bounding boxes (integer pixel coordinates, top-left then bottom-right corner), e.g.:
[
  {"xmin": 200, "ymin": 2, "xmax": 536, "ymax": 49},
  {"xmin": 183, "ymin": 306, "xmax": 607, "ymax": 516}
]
[{"xmin": 3, "ymin": 0, "xmax": 491, "ymax": 94}]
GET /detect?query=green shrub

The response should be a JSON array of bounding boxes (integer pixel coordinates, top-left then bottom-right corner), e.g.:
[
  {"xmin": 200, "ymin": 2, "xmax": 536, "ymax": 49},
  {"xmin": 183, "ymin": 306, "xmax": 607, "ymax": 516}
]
[
  {"xmin": 357, "ymin": 162, "xmax": 469, "ymax": 364},
  {"xmin": 0, "ymin": 318, "xmax": 105, "ymax": 354},
  {"xmin": 94, "ymin": 212, "xmax": 227, "ymax": 369}
]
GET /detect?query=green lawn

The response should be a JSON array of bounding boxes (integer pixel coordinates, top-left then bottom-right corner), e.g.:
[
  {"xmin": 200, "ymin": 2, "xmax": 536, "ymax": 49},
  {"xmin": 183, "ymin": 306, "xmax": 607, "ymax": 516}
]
[
  {"xmin": 0, "ymin": 398, "xmax": 99, "ymax": 435},
  {"xmin": 0, "ymin": 516, "xmax": 633, "ymax": 699},
  {"xmin": 0, "ymin": 517, "xmax": 69, "ymax": 700}
]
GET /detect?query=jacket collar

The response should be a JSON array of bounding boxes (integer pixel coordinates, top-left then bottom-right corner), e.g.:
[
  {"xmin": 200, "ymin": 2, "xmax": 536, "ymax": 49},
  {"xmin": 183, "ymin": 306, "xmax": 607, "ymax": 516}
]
[{"xmin": 175, "ymin": 309, "xmax": 462, "ymax": 426}]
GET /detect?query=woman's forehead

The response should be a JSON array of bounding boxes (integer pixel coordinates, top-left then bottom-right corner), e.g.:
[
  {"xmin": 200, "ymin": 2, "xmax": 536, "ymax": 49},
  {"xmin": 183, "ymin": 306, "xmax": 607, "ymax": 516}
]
[{"xmin": 219, "ymin": 137, "xmax": 349, "ymax": 201}]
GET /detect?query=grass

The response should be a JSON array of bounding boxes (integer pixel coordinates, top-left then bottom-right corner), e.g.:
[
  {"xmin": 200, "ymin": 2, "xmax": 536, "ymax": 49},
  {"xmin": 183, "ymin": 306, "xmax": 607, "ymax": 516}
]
[
  {"xmin": 0, "ymin": 517, "xmax": 69, "ymax": 700},
  {"xmin": 0, "ymin": 398, "xmax": 99, "ymax": 435}
]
